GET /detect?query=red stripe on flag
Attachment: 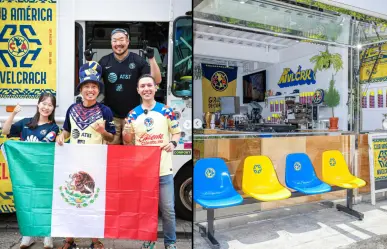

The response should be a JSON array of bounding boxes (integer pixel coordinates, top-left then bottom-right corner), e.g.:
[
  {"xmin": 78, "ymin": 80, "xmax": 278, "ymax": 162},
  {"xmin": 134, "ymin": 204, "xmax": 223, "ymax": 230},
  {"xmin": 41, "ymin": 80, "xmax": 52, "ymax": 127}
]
[{"xmin": 104, "ymin": 145, "xmax": 161, "ymax": 240}]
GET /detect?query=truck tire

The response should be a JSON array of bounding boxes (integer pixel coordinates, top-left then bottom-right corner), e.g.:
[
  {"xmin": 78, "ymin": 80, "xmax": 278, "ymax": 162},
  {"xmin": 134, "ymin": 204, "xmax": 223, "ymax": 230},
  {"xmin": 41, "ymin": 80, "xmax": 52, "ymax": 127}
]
[{"xmin": 174, "ymin": 164, "xmax": 192, "ymax": 221}]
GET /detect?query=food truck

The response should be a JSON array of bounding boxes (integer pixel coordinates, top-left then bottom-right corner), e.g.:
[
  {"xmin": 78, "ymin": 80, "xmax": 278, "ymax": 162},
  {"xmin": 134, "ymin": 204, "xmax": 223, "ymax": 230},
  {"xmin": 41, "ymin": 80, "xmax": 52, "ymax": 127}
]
[{"xmin": 0, "ymin": 0, "xmax": 193, "ymax": 221}]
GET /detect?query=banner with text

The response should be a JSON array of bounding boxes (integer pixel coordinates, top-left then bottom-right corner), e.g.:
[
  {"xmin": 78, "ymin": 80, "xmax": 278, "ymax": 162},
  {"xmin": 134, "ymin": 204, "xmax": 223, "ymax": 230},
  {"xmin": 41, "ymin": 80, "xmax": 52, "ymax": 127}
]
[
  {"xmin": 371, "ymin": 137, "xmax": 387, "ymax": 181},
  {"xmin": 0, "ymin": 0, "xmax": 57, "ymax": 101},
  {"xmin": 201, "ymin": 64, "xmax": 237, "ymax": 113},
  {"xmin": 360, "ymin": 43, "xmax": 387, "ymax": 84},
  {"xmin": 368, "ymin": 133, "xmax": 387, "ymax": 205},
  {"xmin": 0, "ymin": 133, "xmax": 16, "ymax": 213}
]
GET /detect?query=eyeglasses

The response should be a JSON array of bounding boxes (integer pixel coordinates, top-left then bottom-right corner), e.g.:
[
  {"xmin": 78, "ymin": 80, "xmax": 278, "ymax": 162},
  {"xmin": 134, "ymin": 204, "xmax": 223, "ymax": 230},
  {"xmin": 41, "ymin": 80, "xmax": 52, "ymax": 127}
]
[{"xmin": 111, "ymin": 28, "xmax": 129, "ymax": 38}]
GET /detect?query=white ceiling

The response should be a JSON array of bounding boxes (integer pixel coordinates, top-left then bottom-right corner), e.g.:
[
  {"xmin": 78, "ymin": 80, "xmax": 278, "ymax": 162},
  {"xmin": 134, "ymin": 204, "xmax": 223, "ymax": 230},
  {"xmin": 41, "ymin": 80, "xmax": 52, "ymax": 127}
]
[{"xmin": 194, "ymin": 22, "xmax": 301, "ymax": 72}]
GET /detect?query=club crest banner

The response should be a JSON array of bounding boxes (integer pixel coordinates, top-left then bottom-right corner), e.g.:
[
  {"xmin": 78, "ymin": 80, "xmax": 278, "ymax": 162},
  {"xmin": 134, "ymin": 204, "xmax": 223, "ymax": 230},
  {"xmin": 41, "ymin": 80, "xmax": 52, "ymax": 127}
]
[
  {"xmin": 201, "ymin": 64, "xmax": 237, "ymax": 113},
  {"xmin": 0, "ymin": 0, "xmax": 57, "ymax": 102}
]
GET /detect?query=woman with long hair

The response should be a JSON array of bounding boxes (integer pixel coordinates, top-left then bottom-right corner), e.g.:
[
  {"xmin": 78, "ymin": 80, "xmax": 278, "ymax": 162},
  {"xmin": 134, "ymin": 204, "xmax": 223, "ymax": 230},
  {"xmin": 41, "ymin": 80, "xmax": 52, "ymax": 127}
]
[{"xmin": 2, "ymin": 92, "xmax": 59, "ymax": 249}]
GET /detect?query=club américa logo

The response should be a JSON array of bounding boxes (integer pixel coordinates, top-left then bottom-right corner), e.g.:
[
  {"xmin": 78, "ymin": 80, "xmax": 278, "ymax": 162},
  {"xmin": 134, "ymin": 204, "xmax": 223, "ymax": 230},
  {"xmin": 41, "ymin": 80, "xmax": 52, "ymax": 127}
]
[
  {"xmin": 294, "ymin": 162, "xmax": 302, "ymax": 171},
  {"xmin": 144, "ymin": 117, "xmax": 154, "ymax": 132},
  {"xmin": 205, "ymin": 168, "xmax": 215, "ymax": 178},
  {"xmin": 253, "ymin": 164, "xmax": 262, "ymax": 174},
  {"xmin": 210, "ymin": 71, "xmax": 228, "ymax": 92},
  {"xmin": 0, "ymin": 25, "xmax": 42, "ymax": 68},
  {"xmin": 59, "ymin": 171, "xmax": 100, "ymax": 208},
  {"xmin": 8, "ymin": 35, "xmax": 29, "ymax": 57}
]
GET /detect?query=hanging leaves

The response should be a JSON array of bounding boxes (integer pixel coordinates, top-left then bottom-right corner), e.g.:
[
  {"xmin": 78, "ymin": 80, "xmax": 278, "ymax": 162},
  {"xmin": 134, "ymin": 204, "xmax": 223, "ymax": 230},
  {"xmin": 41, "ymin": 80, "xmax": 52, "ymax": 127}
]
[{"xmin": 310, "ymin": 48, "xmax": 343, "ymax": 76}]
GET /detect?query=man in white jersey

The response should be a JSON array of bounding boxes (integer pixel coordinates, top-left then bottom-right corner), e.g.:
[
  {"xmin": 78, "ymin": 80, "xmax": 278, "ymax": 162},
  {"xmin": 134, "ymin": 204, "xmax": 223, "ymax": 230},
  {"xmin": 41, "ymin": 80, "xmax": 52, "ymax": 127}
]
[{"xmin": 122, "ymin": 74, "xmax": 181, "ymax": 249}]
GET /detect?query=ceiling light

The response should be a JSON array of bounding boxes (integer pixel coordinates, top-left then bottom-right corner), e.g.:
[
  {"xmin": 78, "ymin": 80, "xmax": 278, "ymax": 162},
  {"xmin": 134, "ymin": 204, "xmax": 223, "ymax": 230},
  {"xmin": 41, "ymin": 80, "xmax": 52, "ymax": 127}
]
[{"xmin": 357, "ymin": 44, "xmax": 362, "ymax": 49}]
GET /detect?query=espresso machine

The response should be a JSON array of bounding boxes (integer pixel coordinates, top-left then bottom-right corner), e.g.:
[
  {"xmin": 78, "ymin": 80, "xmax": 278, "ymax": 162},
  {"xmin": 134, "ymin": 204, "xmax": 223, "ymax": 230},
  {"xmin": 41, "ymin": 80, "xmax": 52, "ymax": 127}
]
[{"xmin": 285, "ymin": 97, "xmax": 313, "ymax": 129}]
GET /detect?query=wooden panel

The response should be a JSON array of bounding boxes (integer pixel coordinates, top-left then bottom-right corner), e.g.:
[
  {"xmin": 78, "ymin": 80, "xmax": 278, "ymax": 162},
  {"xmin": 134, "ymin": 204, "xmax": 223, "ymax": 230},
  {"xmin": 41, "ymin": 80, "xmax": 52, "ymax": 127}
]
[
  {"xmin": 260, "ymin": 137, "xmax": 306, "ymax": 187},
  {"xmin": 202, "ymin": 139, "xmax": 219, "ymax": 158},
  {"xmin": 358, "ymin": 134, "xmax": 370, "ymax": 193}
]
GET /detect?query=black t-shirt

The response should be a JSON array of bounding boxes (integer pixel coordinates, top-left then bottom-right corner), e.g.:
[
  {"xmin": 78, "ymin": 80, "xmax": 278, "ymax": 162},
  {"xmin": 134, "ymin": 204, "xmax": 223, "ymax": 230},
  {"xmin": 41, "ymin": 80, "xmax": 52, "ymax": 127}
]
[{"xmin": 98, "ymin": 52, "xmax": 150, "ymax": 118}]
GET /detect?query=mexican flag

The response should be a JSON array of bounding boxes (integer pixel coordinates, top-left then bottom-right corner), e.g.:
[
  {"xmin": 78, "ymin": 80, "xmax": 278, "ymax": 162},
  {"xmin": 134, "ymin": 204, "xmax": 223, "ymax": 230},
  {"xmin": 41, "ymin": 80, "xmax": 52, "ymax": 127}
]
[{"xmin": 3, "ymin": 141, "xmax": 161, "ymax": 240}]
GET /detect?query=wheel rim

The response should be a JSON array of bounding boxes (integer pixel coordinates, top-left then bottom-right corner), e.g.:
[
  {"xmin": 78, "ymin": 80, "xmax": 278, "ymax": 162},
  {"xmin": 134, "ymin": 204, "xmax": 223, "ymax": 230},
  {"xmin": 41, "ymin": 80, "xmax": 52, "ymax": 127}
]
[{"xmin": 179, "ymin": 177, "xmax": 192, "ymax": 212}]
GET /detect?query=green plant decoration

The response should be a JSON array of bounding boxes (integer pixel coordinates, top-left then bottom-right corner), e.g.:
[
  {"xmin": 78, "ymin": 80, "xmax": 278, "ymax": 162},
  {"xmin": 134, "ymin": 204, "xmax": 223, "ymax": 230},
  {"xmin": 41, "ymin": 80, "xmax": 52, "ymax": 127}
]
[
  {"xmin": 324, "ymin": 75, "xmax": 340, "ymax": 117},
  {"xmin": 310, "ymin": 47, "xmax": 343, "ymax": 76},
  {"xmin": 294, "ymin": 0, "xmax": 387, "ymax": 28}
]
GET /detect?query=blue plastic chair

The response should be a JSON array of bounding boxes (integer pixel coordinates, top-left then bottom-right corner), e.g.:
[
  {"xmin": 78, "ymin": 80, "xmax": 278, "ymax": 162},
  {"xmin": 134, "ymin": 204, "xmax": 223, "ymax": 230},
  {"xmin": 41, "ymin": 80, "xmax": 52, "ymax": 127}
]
[
  {"xmin": 194, "ymin": 158, "xmax": 243, "ymax": 209},
  {"xmin": 285, "ymin": 153, "xmax": 331, "ymax": 195}
]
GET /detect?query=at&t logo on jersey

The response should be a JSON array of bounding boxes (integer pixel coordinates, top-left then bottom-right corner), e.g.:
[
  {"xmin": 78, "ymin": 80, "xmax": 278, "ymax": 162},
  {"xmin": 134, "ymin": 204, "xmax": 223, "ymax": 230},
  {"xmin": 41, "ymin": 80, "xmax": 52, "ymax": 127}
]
[
  {"xmin": 119, "ymin": 74, "xmax": 131, "ymax": 80},
  {"xmin": 108, "ymin": 72, "xmax": 117, "ymax": 83},
  {"xmin": 144, "ymin": 117, "xmax": 154, "ymax": 132}
]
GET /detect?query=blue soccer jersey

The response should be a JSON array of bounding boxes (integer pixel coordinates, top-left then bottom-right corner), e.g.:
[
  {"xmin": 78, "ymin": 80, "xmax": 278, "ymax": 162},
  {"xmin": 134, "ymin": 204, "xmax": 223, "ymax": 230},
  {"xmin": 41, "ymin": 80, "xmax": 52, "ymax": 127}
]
[{"xmin": 8, "ymin": 118, "xmax": 59, "ymax": 142}]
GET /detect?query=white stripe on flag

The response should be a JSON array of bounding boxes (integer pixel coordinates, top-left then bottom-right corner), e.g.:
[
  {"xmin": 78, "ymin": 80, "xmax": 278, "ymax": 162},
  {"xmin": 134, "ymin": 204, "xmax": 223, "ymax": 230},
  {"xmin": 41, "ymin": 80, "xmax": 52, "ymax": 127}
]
[{"xmin": 51, "ymin": 144, "xmax": 108, "ymax": 238}]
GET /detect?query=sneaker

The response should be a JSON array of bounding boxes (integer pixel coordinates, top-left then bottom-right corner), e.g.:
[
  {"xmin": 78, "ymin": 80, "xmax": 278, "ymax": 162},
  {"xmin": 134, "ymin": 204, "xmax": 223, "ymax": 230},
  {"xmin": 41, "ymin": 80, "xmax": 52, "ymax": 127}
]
[
  {"xmin": 165, "ymin": 243, "xmax": 177, "ymax": 249},
  {"xmin": 20, "ymin": 236, "xmax": 35, "ymax": 249},
  {"xmin": 141, "ymin": 241, "xmax": 156, "ymax": 249},
  {"xmin": 43, "ymin": 237, "xmax": 53, "ymax": 249},
  {"xmin": 90, "ymin": 240, "xmax": 104, "ymax": 249},
  {"xmin": 57, "ymin": 239, "xmax": 76, "ymax": 249}
]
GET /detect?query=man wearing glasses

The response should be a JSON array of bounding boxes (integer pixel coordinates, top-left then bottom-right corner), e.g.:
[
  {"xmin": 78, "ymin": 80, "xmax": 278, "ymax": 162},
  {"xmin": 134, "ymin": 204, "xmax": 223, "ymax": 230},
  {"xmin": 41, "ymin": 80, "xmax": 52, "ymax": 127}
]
[{"xmin": 98, "ymin": 28, "xmax": 162, "ymax": 145}]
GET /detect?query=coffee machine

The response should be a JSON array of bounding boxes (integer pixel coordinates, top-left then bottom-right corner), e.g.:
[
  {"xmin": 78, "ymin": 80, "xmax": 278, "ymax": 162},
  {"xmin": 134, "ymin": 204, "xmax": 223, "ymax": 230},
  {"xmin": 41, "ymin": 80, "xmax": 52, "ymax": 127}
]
[{"xmin": 285, "ymin": 97, "xmax": 313, "ymax": 129}]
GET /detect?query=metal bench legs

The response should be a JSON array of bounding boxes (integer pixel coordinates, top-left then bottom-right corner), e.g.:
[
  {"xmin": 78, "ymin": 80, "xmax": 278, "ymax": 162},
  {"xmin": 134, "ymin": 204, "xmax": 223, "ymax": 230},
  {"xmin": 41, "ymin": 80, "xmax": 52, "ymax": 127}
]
[
  {"xmin": 198, "ymin": 209, "xmax": 220, "ymax": 249},
  {"xmin": 336, "ymin": 189, "xmax": 364, "ymax": 220}
]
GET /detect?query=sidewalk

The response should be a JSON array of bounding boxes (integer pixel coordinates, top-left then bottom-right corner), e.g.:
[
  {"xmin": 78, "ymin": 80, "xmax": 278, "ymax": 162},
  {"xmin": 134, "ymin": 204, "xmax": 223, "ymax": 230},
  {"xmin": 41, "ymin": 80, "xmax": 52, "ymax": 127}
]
[
  {"xmin": 194, "ymin": 199, "xmax": 387, "ymax": 249},
  {"xmin": 0, "ymin": 214, "xmax": 192, "ymax": 249},
  {"xmin": 0, "ymin": 214, "xmax": 192, "ymax": 238}
]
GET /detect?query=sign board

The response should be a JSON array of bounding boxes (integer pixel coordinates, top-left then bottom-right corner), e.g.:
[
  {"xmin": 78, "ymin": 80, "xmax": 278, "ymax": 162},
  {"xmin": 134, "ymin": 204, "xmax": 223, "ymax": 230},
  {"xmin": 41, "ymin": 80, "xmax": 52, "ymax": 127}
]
[
  {"xmin": 0, "ymin": 0, "xmax": 57, "ymax": 105},
  {"xmin": 368, "ymin": 133, "xmax": 387, "ymax": 205},
  {"xmin": 277, "ymin": 65, "xmax": 316, "ymax": 88},
  {"xmin": 0, "ymin": 133, "xmax": 16, "ymax": 213}
]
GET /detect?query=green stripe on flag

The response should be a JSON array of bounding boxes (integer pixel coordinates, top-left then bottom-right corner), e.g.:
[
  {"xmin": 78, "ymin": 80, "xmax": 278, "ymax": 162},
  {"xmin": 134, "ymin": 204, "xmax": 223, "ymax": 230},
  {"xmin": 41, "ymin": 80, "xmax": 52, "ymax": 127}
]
[{"xmin": 4, "ymin": 140, "xmax": 54, "ymax": 236}]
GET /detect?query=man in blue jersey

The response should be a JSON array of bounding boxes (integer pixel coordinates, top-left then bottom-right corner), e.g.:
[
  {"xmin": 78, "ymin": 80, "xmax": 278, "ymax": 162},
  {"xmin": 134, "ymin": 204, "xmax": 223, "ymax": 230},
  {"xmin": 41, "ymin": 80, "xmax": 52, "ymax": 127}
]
[{"xmin": 122, "ymin": 74, "xmax": 181, "ymax": 249}]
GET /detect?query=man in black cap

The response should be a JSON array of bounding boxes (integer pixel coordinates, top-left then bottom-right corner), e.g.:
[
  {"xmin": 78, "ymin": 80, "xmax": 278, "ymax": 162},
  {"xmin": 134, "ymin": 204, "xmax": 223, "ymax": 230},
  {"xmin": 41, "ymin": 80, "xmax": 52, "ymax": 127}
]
[{"xmin": 98, "ymin": 28, "xmax": 161, "ymax": 145}]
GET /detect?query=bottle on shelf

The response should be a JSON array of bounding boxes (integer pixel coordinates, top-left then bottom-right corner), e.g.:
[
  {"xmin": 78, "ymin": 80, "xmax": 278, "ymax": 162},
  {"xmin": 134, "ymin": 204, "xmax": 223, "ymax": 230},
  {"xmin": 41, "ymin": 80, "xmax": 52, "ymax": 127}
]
[
  {"xmin": 378, "ymin": 89, "xmax": 383, "ymax": 108},
  {"xmin": 369, "ymin": 90, "xmax": 375, "ymax": 108},
  {"xmin": 362, "ymin": 91, "xmax": 367, "ymax": 108},
  {"xmin": 270, "ymin": 101, "xmax": 274, "ymax": 112}
]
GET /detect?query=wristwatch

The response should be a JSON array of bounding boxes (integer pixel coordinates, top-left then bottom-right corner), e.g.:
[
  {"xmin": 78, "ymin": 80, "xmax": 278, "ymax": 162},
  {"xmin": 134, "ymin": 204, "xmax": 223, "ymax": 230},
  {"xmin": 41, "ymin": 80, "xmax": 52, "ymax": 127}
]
[{"xmin": 170, "ymin": 141, "xmax": 177, "ymax": 148}]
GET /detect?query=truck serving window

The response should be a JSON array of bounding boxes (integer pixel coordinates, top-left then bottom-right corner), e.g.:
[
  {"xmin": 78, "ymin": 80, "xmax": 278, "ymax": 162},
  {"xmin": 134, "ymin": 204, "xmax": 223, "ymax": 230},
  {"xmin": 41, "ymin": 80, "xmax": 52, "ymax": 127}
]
[{"xmin": 172, "ymin": 16, "xmax": 192, "ymax": 98}]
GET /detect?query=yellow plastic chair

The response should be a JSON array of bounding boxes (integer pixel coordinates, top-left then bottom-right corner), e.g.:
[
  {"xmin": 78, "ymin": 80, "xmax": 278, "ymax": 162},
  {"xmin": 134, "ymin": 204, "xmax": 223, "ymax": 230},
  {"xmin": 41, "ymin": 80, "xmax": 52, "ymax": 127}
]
[
  {"xmin": 242, "ymin": 156, "xmax": 291, "ymax": 201},
  {"xmin": 322, "ymin": 150, "xmax": 366, "ymax": 188}
]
